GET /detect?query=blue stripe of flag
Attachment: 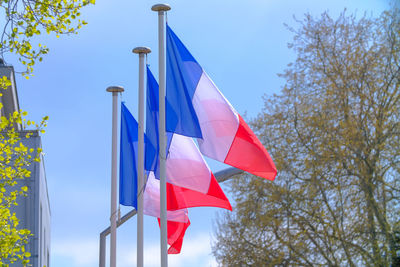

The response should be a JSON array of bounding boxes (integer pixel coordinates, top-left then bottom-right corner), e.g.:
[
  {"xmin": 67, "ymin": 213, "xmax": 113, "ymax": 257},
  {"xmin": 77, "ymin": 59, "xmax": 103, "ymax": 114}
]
[
  {"xmin": 166, "ymin": 24, "xmax": 203, "ymax": 138},
  {"xmin": 119, "ymin": 102, "xmax": 139, "ymax": 208}
]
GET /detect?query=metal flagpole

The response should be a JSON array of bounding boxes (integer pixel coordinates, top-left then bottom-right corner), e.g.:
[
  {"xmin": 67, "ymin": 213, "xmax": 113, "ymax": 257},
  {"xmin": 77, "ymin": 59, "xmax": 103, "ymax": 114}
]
[
  {"xmin": 106, "ymin": 85, "xmax": 124, "ymax": 267},
  {"xmin": 132, "ymin": 46, "xmax": 151, "ymax": 267},
  {"xmin": 151, "ymin": 3, "xmax": 170, "ymax": 267}
]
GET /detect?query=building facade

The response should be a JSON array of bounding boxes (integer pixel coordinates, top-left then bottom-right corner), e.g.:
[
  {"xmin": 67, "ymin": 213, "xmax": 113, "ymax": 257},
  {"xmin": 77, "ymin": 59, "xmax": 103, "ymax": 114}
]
[{"xmin": 1, "ymin": 63, "xmax": 51, "ymax": 267}]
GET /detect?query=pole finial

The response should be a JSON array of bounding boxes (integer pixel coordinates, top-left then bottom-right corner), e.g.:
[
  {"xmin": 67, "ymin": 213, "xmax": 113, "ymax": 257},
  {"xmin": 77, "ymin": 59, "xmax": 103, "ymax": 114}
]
[
  {"xmin": 132, "ymin": 47, "xmax": 152, "ymax": 54},
  {"xmin": 106, "ymin": 86, "xmax": 124, "ymax": 93},
  {"xmin": 151, "ymin": 4, "xmax": 171, "ymax": 12}
]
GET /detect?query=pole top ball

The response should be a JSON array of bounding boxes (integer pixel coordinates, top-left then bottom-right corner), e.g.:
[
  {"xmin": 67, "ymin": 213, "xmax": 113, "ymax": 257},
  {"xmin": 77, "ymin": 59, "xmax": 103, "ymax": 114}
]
[
  {"xmin": 132, "ymin": 47, "xmax": 152, "ymax": 54},
  {"xmin": 106, "ymin": 86, "xmax": 124, "ymax": 93},
  {"xmin": 151, "ymin": 4, "xmax": 171, "ymax": 12}
]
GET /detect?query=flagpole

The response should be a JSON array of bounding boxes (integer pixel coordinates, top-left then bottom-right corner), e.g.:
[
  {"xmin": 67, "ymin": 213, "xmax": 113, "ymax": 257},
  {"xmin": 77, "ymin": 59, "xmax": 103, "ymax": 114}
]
[
  {"xmin": 151, "ymin": 3, "xmax": 171, "ymax": 267},
  {"xmin": 106, "ymin": 85, "xmax": 124, "ymax": 267},
  {"xmin": 132, "ymin": 46, "xmax": 151, "ymax": 267}
]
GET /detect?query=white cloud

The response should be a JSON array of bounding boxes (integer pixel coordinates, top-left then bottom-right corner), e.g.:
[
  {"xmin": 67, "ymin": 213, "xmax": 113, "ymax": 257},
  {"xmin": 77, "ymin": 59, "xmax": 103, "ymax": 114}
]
[
  {"xmin": 169, "ymin": 234, "xmax": 212, "ymax": 267},
  {"xmin": 117, "ymin": 233, "xmax": 218, "ymax": 267},
  {"xmin": 117, "ymin": 242, "xmax": 160, "ymax": 267},
  {"xmin": 51, "ymin": 232, "xmax": 218, "ymax": 267},
  {"xmin": 52, "ymin": 238, "xmax": 98, "ymax": 266}
]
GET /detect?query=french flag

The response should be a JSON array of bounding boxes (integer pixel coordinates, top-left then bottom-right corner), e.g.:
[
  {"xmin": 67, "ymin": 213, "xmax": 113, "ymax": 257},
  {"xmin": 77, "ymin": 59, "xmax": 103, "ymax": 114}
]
[
  {"xmin": 145, "ymin": 66, "xmax": 231, "ymax": 211},
  {"xmin": 166, "ymin": 25, "xmax": 277, "ymax": 180},
  {"xmin": 119, "ymin": 102, "xmax": 190, "ymax": 253},
  {"xmin": 120, "ymin": 95, "xmax": 231, "ymax": 253}
]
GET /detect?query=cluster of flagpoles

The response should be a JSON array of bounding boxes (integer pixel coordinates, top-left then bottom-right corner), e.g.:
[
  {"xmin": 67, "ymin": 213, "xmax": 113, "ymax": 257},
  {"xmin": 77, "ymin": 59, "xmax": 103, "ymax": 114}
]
[
  {"xmin": 106, "ymin": 4, "xmax": 171, "ymax": 267},
  {"xmin": 104, "ymin": 3, "xmax": 277, "ymax": 267}
]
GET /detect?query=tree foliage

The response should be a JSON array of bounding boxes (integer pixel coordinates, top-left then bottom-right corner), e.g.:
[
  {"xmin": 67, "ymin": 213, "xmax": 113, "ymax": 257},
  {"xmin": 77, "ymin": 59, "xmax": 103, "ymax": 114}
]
[
  {"xmin": 0, "ymin": 0, "xmax": 93, "ymax": 265},
  {"xmin": 213, "ymin": 8, "xmax": 399, "ymax": 266},
  {"xmin": 0, "ymin": 110, "xmax": 47, "ymax": 265},
  {"xmin": 1, "ymin": 0, "xmax": 94, "ymax": 75}
]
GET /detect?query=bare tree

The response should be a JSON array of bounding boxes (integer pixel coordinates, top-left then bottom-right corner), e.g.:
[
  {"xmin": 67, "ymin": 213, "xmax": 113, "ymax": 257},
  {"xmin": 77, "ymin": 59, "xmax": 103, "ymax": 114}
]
[{"xmin": 213, "ymin": 8, "xmax": 399, "ymax": 267}]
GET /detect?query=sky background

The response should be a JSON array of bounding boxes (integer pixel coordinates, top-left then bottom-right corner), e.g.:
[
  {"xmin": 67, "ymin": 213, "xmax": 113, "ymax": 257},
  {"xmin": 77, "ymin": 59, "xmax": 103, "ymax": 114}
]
[{"xmin": 10, "ymin": 0, "xmax": 391, "ymax": 266}]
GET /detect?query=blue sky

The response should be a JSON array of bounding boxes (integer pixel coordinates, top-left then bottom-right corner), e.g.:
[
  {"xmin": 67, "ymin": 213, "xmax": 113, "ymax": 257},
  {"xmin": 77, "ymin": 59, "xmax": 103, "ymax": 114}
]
[{"xmin": 13, "ymin": 0, "xmax": 390, "ymax": 266}]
